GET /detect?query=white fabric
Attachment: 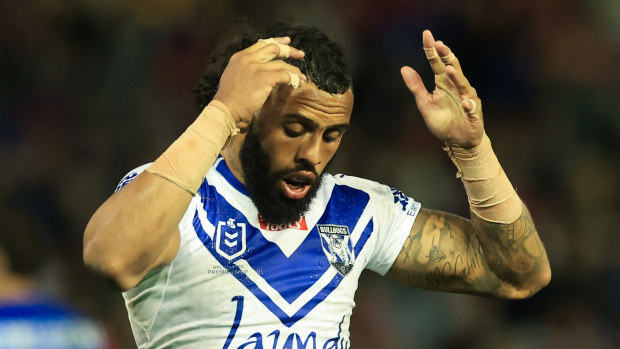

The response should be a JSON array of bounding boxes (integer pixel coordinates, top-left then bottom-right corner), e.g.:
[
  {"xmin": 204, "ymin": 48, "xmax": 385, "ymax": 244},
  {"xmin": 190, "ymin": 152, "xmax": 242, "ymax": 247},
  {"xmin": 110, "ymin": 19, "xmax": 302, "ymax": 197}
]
[{"xmin": 118, "ymin": 158, "xmax": 420, "ymax": 348}]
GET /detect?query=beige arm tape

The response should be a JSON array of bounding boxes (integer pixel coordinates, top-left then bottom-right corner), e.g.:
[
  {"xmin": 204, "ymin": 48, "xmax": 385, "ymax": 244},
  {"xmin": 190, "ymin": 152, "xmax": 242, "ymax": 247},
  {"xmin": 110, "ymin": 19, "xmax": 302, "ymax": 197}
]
[
  {"xmin": 444, "ymin": 134, "xmax": 523, "ymax": 223},
  {"xmin": 145, "ymin": 100, "xmax": 239, "ymax": 195}
]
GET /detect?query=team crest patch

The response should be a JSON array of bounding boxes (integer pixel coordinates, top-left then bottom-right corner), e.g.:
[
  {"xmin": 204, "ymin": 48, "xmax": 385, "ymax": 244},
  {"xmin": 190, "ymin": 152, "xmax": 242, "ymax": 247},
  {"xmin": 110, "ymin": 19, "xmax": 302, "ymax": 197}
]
[
  {"xmin": 317, "ymin": 224, "xmax": 355, "ymax": 276},
  {"xmin": 216, "ymin": 218, "xmax": 246, "ymax": 261}
]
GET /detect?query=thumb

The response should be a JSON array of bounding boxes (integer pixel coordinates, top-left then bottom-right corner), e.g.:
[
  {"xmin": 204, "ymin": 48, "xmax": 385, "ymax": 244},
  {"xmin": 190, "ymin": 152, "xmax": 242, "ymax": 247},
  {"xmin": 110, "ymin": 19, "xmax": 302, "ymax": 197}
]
[{"xmin": 400, "ymin": 66, "xmax": 429, "ymax": 104}]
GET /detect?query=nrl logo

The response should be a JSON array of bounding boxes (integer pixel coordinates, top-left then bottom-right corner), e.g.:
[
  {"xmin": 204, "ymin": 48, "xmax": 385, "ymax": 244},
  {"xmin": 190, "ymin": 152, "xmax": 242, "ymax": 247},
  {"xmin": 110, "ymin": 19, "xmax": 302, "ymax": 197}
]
[
  {"xmin": 317, "ymin": 224, "xmax": 355, "ymax": 276},
  {"xmin": 216, "ymin": 218, "xmax": 247, "ymax": 261}
]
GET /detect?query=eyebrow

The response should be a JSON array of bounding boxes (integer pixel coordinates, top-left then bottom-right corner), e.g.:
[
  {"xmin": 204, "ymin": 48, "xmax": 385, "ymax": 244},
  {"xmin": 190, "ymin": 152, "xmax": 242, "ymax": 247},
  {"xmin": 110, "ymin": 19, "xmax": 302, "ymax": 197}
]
[{"xmin": 283, "ymin": 114, "xmax": 349, "ymax": 132}]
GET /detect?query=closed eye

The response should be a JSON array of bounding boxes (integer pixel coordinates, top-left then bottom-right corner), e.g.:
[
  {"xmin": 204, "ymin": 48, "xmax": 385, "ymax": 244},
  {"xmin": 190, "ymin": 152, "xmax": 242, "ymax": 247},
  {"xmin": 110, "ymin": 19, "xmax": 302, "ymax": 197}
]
[
  {"xmin": 285, "ymin": 128, "xmax": 303, "ymax": 137},
  {"xmin": 284, "ymin": 122, "xmax": 306, "ymax": 137},
  {"xmin": 323, "ymin": 128, "xmax": 345, "ymax": 142}
]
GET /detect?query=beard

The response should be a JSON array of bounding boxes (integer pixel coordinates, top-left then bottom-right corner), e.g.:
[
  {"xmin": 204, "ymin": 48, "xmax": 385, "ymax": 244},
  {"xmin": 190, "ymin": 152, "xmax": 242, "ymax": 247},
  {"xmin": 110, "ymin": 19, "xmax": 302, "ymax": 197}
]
[{"xmin": 239, "ymin": 125, "xmax": 329, "ymax": 225}]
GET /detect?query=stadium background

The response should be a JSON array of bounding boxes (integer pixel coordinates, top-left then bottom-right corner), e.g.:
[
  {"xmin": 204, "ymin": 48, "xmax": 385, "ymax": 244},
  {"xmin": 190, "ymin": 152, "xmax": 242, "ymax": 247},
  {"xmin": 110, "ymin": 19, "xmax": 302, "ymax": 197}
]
[{"xmin": 1, "ymin": 0, "xmax": 618, "ymax": 347}]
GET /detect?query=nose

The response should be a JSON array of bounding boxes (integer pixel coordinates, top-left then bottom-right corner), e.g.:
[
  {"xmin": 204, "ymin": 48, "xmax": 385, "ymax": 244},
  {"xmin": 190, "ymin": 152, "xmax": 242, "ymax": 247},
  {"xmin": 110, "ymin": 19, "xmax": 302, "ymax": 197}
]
[{"xmin": 295, "ymin": 135, "xmax": 322, "ymax": 167}]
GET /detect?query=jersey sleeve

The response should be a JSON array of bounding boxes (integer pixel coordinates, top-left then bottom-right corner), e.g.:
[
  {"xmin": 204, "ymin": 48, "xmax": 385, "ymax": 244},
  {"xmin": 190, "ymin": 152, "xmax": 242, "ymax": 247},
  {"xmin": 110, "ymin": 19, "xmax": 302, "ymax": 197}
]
[
  {"xmin": 114, "ymin": 163, "xmax": 152, "ymax": 193},
  {"xmin": 365, "ymin": 185, "xmax": 421, "ymax": 275}
]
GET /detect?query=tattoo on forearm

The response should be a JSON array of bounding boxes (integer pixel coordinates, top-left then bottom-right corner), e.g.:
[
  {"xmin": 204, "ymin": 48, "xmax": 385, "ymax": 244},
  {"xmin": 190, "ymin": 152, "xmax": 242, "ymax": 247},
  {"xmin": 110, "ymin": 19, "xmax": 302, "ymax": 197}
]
[
  {"xmin": 473, "ymin": 205, "xmax": 546, "ymax": 278},
  {"xmin": 395, "ymin": 205, "xmax": 548, "ymax": 297}
]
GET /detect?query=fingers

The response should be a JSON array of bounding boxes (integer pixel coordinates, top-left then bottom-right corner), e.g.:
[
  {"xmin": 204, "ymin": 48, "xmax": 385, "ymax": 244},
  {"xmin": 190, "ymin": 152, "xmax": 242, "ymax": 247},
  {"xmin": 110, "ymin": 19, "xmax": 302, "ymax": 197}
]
[
  {"xmin": 419, "ymin": 31, "xmax": 483, "ymax": 120},
  {"xmin": 424, "ymin": 30, "xmax": 477, "ymax": 99},
  {"xmin": 244, "ymin": 36, "xmax": 289, "ymax": 54},
  {"xmin": 235, "ymin": 37, "xmax": 306, "ymax": 89},
  {"xmin": 258, "ymin": 38, "xmax": 291, "ymax": 59},
  {"xmin": 459, "ymin": 96, "xmax": 482, "ymax": 120},
  {"xmin": 445, "ymin": 65, "xmax": 474, "ymax": 96},
  {"xmin": 245, "ymin": 37, "xmax": 305, "ymax": 62},
  {"xmin": 214, "ymin": 37, "xmax": 307, "ymax": 122},
  {"xmin": 423, "ymin": 30, "xmax": 445, "ymax": 75},
  {"xmin": 435, "ymin": 41, "xmax": 463, "ymax": 75},
  {"xmin": 401, "ymin": 66, "xmax": 430, "ymax": 104},
  {"xmin": 423, "ymin": 30, "xmax": 464, "ymax": 77},
  {"xmin": 261, "ymin": 60, "xmax": 307, "ymax": 87}
]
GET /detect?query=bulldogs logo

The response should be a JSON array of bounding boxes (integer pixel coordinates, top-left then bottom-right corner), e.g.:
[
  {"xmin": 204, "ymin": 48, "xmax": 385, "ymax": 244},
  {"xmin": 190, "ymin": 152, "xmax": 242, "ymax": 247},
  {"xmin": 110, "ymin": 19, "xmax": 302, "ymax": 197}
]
[{"xmin": 317, "ymin": 224, "xmax": 355, "ymax": 276}]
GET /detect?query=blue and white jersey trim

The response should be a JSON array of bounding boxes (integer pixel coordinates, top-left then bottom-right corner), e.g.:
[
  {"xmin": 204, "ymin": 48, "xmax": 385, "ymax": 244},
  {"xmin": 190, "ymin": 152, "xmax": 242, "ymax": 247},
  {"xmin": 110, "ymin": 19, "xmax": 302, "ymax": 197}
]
[{"xmin": 192, "ymin": 161, "xmax": 375, "ymax": 327}]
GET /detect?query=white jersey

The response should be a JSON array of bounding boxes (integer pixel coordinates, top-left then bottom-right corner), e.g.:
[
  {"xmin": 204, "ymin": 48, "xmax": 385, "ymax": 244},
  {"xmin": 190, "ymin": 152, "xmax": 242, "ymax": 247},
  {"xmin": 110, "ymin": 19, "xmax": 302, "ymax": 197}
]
[{"xmin": 118, "ymin": 158, "xmax": 420, "ymax": 349}]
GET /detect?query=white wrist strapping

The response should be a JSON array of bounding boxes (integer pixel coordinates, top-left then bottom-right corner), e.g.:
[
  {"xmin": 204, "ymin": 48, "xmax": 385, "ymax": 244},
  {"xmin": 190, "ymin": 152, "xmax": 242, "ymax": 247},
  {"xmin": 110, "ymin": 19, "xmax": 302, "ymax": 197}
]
[
  {"xmin": 146, "ymin": 100, "xmax": 238, "ymax": 195},
  {"xmin": 444, "ymin": 134, "xmax": 523, "ymax": 224}
]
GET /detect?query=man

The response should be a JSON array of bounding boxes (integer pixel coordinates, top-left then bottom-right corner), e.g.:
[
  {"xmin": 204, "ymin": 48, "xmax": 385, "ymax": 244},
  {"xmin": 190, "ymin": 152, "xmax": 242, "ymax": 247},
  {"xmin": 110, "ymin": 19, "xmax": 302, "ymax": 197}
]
[{"xmin": 83, "ymin": 23, "xmax": 550, "ymax": 348}]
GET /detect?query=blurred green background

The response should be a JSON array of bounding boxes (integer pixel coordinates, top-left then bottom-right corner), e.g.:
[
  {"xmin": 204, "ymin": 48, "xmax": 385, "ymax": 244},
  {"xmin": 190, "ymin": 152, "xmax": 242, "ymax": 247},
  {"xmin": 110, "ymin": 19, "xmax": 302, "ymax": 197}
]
[{"xmin": 1, "ymin": 0, "xmax": 618, "ymax": 348}]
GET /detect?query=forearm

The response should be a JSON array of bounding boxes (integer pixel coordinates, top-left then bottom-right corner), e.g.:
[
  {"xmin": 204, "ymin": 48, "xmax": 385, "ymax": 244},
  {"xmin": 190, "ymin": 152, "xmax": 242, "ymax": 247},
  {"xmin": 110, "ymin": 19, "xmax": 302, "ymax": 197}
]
[
  {"xmin": 447, "ymin": 135, "xmax": 551, "ymax": 296},
  {"xmin": 83, "ymin": 101, "xmax": 238, "ymax": 289},
  {"xmin": 470, "ymin": 204, "xmax": 551, "ymax": 298}
]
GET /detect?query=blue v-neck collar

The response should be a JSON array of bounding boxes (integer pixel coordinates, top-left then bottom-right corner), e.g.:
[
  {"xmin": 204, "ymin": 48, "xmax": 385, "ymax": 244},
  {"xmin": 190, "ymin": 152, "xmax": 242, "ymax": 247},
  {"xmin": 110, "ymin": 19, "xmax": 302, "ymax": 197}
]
[{"xmin": 215, "ymin": 157, "xmax": 249, "ymax": 196}]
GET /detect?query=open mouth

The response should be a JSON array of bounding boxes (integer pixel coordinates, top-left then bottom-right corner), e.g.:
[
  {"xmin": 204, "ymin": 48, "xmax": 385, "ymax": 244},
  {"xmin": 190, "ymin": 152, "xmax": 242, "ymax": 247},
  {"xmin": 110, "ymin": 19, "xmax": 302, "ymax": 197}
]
[{"xmin": 279, "ymin": 171, "xmax": 316, "ymax": 199}]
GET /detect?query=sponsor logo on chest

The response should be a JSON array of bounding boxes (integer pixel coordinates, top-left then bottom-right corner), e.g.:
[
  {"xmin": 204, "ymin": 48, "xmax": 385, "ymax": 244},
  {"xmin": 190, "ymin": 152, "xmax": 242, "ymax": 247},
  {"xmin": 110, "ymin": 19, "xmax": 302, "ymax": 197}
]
[{"xmin": 258, "ymin": 215, "xmax": 308, "ymax": 231}]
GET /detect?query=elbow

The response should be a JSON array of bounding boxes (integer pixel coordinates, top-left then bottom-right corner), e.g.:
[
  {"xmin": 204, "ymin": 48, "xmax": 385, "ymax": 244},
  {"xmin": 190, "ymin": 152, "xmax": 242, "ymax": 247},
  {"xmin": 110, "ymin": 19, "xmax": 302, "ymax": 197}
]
[
  {"xmin": 502, "ymin": 262, "xmax": 552, "ymax": 300},
  {"xmin": 83, "ymin": 232, "xmax": 139, "ymax": 292},
  {"xmin": 530, "ymin": 261, "xmax": 552, "ymax": 296},
  {"xmin": 537, "ymin": 262, "xmax": 552, "ymax": 290},
  {"xmin": 83, "ymin": 247, "xmax": 139, "ymax": 291}
]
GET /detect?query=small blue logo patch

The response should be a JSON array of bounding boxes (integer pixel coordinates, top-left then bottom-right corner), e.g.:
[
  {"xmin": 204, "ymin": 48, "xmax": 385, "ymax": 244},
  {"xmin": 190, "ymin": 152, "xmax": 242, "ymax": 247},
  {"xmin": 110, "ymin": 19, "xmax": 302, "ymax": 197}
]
[
  {"xmin": 391, "ymin": 188, "xmax": 418, "ymax": 216},
  {"xmin": 216, "ymin": 218, "xmax": 247, "ymax": 261},
  {"xmin": 391, "ymin": 188, "xmax": 410, "ymax": 211},
  {"xmin": 115, "ymin": 172, "xmax": 138, "ymax": 192}
]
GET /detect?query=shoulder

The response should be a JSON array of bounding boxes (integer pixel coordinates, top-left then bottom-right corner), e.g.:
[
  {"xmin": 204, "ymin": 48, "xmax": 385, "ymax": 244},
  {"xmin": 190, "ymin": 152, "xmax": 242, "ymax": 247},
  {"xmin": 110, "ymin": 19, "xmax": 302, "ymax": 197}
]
[
  {"xmin": 326, "ymin": 173, "xmax": 393, "ymax": 197},
  {"xmin": 115, "ymin": 163, "xmax": 152, "ymax": 192},
  {"xmin": 325, "ymin": 173, "xmax": 410, "ymax": 206},
  {"xmin": 324, "ymin": 173, "xmax": 421, "ymax": 218}
]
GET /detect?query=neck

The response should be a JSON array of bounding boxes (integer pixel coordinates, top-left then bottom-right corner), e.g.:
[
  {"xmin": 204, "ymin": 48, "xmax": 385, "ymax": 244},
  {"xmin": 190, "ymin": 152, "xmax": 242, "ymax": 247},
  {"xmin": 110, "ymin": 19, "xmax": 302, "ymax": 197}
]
[{"xmin": 221, "ymin": 133, "xmax": 247, "ymax": 185}]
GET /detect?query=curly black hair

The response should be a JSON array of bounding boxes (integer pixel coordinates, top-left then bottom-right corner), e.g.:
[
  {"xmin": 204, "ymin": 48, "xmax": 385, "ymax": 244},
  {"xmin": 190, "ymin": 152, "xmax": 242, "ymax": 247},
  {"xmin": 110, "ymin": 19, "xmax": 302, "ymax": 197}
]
[{"xmin": 192, "ymin": 22, "xmax": 353, "ymax": 110}]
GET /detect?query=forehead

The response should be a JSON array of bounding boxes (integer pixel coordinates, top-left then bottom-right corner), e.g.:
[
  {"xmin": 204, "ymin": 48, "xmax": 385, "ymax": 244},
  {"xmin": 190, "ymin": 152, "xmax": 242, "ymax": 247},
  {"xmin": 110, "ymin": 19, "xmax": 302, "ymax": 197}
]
[{"xmin": 267, "ymin": 83, "xmax": 354, "ymax": 124}]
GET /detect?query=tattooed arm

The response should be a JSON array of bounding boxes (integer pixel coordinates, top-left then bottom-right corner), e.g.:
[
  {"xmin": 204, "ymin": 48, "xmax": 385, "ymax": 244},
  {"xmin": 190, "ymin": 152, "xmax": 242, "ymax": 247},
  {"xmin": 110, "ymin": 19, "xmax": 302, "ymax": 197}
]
[
  {"xmin": 391, "ymin": 31, "xmax": 550, "ymax": 298},
  {"xmin": 386, "ymin": 205, "xmax": 551, "ymax": 299}
]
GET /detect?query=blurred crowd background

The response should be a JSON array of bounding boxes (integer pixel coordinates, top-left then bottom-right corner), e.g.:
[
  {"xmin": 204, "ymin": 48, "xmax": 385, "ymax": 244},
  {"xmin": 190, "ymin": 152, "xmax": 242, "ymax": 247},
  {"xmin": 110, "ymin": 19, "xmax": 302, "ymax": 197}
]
[{"xmin": 1, "ymin": 0, "xmax": 618, "ymax": 348}]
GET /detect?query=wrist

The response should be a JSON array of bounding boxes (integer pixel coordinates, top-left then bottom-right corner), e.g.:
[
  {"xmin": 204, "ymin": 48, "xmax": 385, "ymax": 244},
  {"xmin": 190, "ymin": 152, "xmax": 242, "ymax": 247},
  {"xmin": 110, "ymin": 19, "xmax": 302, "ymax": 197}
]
[
  {"xmin": 443, "ymin": 133, "xmax": 522, "ymax": 224},
  {"xmin": 146, "ymin": 100, "xmax": 240, "ymax": 195},
  {"xmin": 202, "ymin": 100, "xmax": 239, "ymax": 136},
  {"xmin": 212, "ymin": 95, "xmax": 243, "ymax": 122},
  {"xmin": 443, "ymin": 133, "xmax": 495, "ymax": 180}
]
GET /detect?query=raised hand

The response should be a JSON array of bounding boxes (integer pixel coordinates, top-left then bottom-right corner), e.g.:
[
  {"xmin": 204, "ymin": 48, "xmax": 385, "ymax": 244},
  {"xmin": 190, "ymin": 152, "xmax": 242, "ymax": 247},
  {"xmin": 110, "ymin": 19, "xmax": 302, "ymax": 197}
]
[
  {"xmin": 401, "ymin": 30, "xmax": 484, "ymax": 148},
  {"xmin": 214, "ymin": 37, "xmax": 307, "ymax": 130}
]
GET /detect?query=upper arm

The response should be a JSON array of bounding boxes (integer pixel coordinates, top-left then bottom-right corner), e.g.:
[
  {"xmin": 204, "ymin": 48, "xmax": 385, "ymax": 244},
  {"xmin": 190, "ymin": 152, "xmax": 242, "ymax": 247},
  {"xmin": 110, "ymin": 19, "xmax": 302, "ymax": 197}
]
[
  {"xmin": 385, "ymin": 207, "xmax": 504, "ymax": 297},
  {"xmin": 92, "ymin": 227, "xmax": 180, "ymax": 291},
  {"xmin": 126, "ymin": 227, "xmax": 181, "ymax": 290},
  {"xmin": 84, "ymin": 167, "xmax": 189, "ymax": 291}
]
